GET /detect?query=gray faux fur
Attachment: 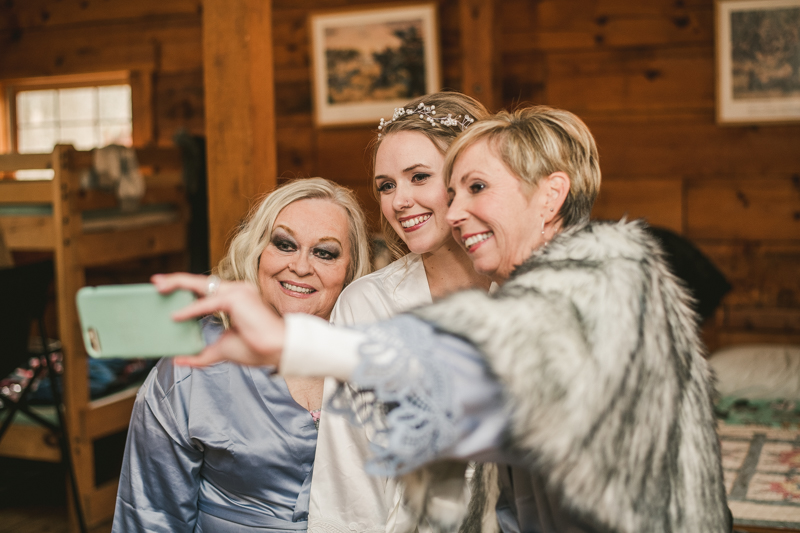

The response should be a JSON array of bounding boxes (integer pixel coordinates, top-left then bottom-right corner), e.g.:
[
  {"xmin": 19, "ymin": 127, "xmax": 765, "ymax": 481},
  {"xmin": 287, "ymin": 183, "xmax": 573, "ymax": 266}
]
[{"xmin": 412, "ymin": 220, "xmax": 730, "ymax": 533}]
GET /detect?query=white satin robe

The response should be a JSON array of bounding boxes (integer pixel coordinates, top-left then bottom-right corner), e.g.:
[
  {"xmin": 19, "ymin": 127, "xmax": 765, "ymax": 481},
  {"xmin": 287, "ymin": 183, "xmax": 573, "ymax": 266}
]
[{"xmin": 308, "ymin": 254, "xmax": 431, "ymax": 533}]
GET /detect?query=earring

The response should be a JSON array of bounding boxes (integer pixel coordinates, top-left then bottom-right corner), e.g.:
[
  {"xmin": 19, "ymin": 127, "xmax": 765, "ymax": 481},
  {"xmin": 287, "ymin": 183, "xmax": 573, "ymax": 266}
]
[{"xmin": 541, "ymin": 216, "xmax": 549, "ymax": 248}]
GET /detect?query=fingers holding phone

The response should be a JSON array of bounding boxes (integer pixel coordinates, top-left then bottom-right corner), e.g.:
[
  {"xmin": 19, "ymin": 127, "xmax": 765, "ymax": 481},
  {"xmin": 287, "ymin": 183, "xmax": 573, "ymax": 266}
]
[
  {"xmin": 175, "ymin": 331, "xmax": 267, "ymax": 368},
  {"xmin": 152, "ymin": 273, "xmax": 286, "ymax": 369}
]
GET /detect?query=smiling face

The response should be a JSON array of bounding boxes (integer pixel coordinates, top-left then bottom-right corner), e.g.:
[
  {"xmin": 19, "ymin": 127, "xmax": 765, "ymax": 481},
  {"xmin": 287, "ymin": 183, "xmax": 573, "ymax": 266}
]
[
  {"xmin": 374, "ymin": 131, "xmax": 453, "ymax": 255},
  {"xmin": 447, "ymin": 139, "xmax": 552, "ymax": 284},
  {"xmin": 258, "ymin": 198, "xmax": 351, "ymax": 320}
]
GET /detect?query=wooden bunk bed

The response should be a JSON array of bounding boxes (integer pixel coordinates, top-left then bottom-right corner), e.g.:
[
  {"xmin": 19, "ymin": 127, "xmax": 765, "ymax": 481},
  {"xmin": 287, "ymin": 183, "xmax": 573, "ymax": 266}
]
[{"xmin": 0, "ymin": 144, "xmax": 188, "ymax": 527}]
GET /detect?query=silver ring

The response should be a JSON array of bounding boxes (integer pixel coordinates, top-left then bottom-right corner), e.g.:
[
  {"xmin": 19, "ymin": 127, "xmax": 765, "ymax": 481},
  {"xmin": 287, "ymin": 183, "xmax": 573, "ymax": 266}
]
[{"xmin": 206, "ymin": 275, "xmax": 221, "ymax": 297}]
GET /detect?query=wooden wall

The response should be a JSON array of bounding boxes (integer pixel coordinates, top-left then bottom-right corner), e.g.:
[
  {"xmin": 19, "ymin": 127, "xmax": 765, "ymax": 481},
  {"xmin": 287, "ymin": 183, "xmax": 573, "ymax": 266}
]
[
  {"xmin": 272, "ymin": 0, "xmax": 800, "ymax": 348},
  {"xmin": 0, "ymin": 0, "xmax": 204, "ymax": 146},
  {"xmin": 504, "ymin": 0, "xmax": 800, "ymax": 348},
  {"xmin": 2, "ymin": 0, "xmax": 798, "ymax": 347},
  {"xmin": 271, "ymin": 0, "xmax": 466, "ymax": 231}
]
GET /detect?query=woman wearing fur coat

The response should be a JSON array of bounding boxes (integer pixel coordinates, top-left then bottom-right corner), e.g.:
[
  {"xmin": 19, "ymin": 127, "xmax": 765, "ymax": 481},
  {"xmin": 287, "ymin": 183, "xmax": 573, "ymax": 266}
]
[{"xmin": 157, "ymin": 106, "xmax": 731, "ymax": 533}]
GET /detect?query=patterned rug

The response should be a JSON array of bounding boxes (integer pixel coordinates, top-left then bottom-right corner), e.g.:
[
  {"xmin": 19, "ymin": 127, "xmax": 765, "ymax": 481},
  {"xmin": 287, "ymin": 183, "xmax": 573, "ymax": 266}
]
[{"xmin": 720, "ymin": 421, "xmax": 800, "ymax": 529}]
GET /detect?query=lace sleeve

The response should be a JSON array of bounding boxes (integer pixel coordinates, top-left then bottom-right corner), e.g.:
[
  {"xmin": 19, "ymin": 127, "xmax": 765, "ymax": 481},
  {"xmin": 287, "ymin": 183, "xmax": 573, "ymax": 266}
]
[{"xmin": 329, "ymin": 314, "xmax": 506, "ymax": 475}]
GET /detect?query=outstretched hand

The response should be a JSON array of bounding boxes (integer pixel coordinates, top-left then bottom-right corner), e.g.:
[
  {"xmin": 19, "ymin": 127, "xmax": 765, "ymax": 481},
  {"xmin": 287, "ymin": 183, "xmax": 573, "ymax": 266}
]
[{"xmin": 151, "ymin": 273, "xmax": 285, "ymax": 368}]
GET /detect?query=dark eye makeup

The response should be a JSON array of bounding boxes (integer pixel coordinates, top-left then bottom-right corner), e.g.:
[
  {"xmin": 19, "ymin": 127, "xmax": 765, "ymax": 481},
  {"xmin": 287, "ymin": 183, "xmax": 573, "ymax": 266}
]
[
  {"xmin": 313, "ymin": 245, "xmax": 340, "ymax": 260},
  {"xmin": 271, "ymin": 229, "xmax": 340, "ymax": 261},
  {"xmin": 271, "ymin": 229, "xmax": 297, "ymax": 252},
  {"xmin": 273, "ymin": 239, "xmax": 296, "ymax": 252}
]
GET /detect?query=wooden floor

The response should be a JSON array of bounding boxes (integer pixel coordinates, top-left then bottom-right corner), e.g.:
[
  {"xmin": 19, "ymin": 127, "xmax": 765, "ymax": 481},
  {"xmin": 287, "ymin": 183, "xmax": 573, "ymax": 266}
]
[
  {"xmin": 0, "ymin": 457, "xmax": 111, "ymax": 533},
  {"xmin": 0, "ymin": 506, "xmax": 111, "ymax": 533}
]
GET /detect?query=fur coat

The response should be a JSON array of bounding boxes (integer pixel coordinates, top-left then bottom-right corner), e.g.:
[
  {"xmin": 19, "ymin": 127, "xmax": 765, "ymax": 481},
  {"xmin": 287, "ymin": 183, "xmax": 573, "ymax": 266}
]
[{"xmin": 410, "ymin": 220, "xmax": 731, "ymax": 533}]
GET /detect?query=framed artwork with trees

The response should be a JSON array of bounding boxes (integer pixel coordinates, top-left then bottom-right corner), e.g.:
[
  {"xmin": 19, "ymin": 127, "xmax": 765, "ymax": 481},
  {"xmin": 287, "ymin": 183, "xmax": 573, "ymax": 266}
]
[
  {"xmin": 309, "ymin": 3, "xmax": 441, "ymax": 127},
  {"xmin": 716, "ymin": 0, "xmax": 800, "ymax": 124}
]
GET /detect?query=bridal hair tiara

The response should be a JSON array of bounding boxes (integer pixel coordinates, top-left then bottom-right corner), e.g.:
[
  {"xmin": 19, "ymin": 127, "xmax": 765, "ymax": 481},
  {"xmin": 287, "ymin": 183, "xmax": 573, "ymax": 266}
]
[{"xmin": 377, "ymin": 102, "xmax": 475, "ymax": 138}]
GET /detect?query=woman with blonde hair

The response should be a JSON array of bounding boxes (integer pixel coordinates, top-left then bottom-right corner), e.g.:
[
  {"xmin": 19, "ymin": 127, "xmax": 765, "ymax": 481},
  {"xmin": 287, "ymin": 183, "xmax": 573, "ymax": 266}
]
[
  {"xmin": 157, "ymin": 106, "xmax": 730, "ymax": 532},
  {"xmin": 309, "ymin": 91, "xmax": 492, "ymax": 533},
  {"xmin": 332, "ymin": 90, "xmax": 491, "ymax": 323},
  {"xmin": 113, "ymin": 177, "xmax": 370, "ymax": 533}
]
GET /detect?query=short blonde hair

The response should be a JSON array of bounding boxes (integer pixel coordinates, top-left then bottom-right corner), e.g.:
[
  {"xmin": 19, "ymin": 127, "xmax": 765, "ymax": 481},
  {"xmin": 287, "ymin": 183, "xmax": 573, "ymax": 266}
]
[
  {"xmin": 371, "ymin": 91, "xmax": 490, "ymax": 259},
  {"xmin": 444, "ymin": 106, "xmax": 601, "ymax": 229},
  {"xmin": 216, "ymin": 177, "xmax": 371, "ymax": 291}
]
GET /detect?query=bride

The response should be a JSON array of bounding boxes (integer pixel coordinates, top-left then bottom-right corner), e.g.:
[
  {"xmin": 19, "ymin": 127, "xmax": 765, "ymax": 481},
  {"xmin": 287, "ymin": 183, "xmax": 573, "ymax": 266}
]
[{"xmin": 311, "ymin": 91, "xmax": 491, "ymax": 533}]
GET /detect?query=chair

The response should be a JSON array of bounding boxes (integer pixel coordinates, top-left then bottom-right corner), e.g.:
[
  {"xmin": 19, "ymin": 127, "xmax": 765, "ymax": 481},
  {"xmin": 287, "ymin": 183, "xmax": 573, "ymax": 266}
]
[{"xmin": 0, "ymin": 260, "xmax": 87, "ymax": 533}]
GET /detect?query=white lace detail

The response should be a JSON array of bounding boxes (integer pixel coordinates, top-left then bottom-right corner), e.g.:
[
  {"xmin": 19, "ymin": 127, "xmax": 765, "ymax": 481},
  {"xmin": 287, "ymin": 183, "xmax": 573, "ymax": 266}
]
[{"xmin": 330, "ymin": 315, "xmax": 459, "ymax": 475}]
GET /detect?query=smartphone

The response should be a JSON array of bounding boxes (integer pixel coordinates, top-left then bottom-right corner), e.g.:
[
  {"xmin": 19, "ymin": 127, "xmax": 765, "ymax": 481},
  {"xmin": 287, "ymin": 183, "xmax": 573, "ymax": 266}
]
[{"xmin": 76, "ymin": 284, "xmax": 206, "ymax": 358}]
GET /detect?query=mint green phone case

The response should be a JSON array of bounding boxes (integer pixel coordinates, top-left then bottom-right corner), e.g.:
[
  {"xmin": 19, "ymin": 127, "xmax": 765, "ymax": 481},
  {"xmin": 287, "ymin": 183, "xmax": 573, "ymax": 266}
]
[{"xmin": 76, "ymin": 284, "xmax": 206, "ymax": 358}]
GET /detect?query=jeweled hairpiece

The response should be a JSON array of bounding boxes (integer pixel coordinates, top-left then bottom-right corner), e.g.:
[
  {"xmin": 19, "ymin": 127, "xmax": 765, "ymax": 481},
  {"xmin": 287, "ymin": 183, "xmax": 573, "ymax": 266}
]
[{"xmin": 377, "ymin": 102, "xmax": 475, "ymax": 138}]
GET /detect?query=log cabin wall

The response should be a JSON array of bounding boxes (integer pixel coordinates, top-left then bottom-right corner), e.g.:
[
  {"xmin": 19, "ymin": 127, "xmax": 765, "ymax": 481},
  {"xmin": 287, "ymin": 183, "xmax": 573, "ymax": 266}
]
[
  {"xmin": 1, "ymin": 0, "xmax": 798, "ymax": 348},
  {"xmin": 0, "ymin": 0, "xmax": 205, "ymax": 147},
  {"xmin": 273, "ymin": 0, "xmax": 800, "ymax": 349},
  {"xmin": 272, "ymin": 0, "xmax": 464, "ymax": 231},
  {"xmin": 497, "ymin": 0, "xmax": 800, "ymax": 349},
  {"xmin": 0, "ymin": 0, "xmax": 206, "ymax": 318}
]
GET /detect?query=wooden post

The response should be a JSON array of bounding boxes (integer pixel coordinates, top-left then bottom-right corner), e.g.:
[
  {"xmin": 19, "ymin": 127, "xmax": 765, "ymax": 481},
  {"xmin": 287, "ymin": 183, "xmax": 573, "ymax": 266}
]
[
  {"xmin": 202, "ymin": 0, "xmax": 278, "ymax": 266},
  {"xmin": 130, "ymin": 69, "xmax": 155, "ymax": 147},
  {"xmin": 0, "ymin": 82, "xmax": 9, "ymax": 152},
  {"xmin": 51, "ymin": 145, "xmax": 91, "ymax": 528},
  {"xmin": 459, "ymin": 0, "xmax": 499, "ymax": 111}
]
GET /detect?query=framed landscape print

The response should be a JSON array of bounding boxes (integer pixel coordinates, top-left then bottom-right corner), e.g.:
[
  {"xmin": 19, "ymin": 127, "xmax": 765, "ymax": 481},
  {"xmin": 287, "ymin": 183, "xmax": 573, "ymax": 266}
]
[
  {"xmin": 716, "ymin": 0, "xmax": 800, "ymax": 124},
  {"xmin": 310, "ymin": 3, "xmax": 441, "ymax": 127}
]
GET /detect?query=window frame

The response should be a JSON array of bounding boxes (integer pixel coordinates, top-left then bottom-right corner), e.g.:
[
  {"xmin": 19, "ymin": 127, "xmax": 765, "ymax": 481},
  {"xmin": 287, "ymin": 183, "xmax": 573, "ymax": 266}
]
[{"xmin": 0, "ymin": 70, "xmax": 153, "ymax": 154}]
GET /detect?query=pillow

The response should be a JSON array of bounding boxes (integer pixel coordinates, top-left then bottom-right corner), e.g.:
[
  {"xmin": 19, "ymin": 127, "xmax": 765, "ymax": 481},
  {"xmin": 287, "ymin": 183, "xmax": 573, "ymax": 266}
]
[{"xmin": 709, "ymin": 344, "xmax": 800, "ymax": 400}]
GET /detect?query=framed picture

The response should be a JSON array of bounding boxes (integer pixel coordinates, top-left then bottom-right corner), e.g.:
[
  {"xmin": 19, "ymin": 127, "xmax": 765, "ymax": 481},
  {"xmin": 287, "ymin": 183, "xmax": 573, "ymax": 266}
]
[
  {"xmin": 716, "ymin": 0, "xmax": 800, "ymax": 124},
  {"xmin": 309, "ymin": 3, "xmax": 441, "ymax": 127}
]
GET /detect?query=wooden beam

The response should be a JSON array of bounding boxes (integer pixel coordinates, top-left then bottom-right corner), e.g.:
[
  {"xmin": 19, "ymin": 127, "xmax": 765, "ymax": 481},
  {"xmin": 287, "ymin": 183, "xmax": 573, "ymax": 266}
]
[
  {"xmin": 0, "ymin": 423, "xmax": 61, "ymax": 462},
  {"xmin": 459, "ymin": 0, "xmax": 499, "ymax": 111},
  {"xmin": 83, "ymin": 478, "xmax": 121, "ymax": 526},
  {"xmin": 50, "ymin": 145, "xmax": 93, "ymax": 524},
  {"xmin": 0, "ymin": 82, "xmax": 9, "ymax": 153},
  {"xmin": 0, "ymin": 216, "xmax": 55, "ymax": 249},
  {"xmin": 0, "ymin": 0, "xmax": 201, "ymax": 31},
  {"xmin": 203, "ymin": 0, "xmax": 278, "ymax": 265},
  {"xmin": 0, "ymin": 153, "xmax": 52, "ymax": 172},
  {"xmin": 0, "ymin": 18, "xmax": 201, "ymax": 79},
  {"xmin": 130, "ymin": 69, "xmax": 155, "ymax": 147},
  {"xmin": 84, "ymin": 387, "xmax": 138, "ymax": 439},
  {"xmin": 0, "ymin": 179, "xmax": 53, "ymax": 201},
  {"xmin": 77, "ymin": 222, "xmax": 187, "ymax": 266}
]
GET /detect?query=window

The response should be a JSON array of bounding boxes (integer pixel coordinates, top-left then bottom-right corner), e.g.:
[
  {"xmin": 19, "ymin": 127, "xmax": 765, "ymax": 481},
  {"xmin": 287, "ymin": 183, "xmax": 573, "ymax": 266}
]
[
  {"xmin": 1, "ymin": 71, "xmax": 143, "ymax": 179},
  {"xmin": 16, "ymin": 85, "xmax": 132, "ymax": 153}
]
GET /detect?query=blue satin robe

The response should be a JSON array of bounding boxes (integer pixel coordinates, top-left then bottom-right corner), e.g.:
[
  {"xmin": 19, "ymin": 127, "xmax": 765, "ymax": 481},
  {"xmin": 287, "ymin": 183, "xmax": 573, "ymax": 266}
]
[{"xmin": 112, "ymin": 320, "xmax": 318, "ymax": 532}]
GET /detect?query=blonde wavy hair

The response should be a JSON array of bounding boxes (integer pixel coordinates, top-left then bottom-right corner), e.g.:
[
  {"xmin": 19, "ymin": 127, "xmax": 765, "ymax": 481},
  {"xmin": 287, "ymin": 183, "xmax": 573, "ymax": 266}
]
[
  {"xmin": 215, "ymin": 177, "xmax": 371, "ymax": 303},
  {"xmin": 370, "ymin": 91, "xmax": 490, "ymax": 259},
  {"xmin": 444, "ymin": 106, "xmax": 601, "ymax": 230}
]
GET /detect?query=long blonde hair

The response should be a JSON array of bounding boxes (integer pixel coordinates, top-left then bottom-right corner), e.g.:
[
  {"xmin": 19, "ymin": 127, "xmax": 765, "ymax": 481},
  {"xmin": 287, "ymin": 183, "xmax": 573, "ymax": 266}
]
[
  {"xmin": 215, "ymin": 178, "xmax": 371, "ymax": 319},
  {"xmin": 370, "ymin": 91, "xmax": 490, "ymax": 259}
]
